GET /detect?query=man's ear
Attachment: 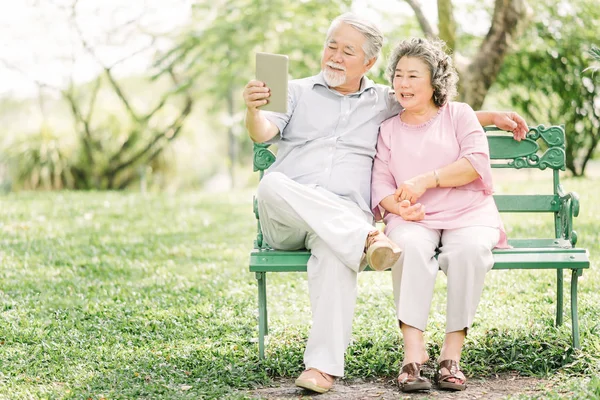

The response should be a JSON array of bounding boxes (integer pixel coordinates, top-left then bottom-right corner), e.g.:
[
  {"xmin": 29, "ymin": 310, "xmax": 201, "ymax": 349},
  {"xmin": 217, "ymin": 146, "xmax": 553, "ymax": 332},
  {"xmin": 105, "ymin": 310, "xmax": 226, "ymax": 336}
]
[{"xmin": 365, "ymin": 57, "xmax": 377, "ymax": 71}]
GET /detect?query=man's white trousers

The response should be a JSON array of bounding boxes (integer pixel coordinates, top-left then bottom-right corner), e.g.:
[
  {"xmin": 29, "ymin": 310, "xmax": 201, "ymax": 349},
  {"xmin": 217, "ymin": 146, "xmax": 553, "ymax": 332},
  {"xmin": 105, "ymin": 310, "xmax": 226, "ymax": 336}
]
[{"xmin": 256, "ymin": 172, "xmax": 374, "ymax": 377}]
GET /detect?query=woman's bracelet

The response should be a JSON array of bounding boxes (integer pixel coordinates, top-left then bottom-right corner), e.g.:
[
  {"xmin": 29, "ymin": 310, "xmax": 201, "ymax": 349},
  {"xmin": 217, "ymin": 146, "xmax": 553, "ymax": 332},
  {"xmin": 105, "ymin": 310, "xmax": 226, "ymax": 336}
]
[{"xmin": 433, "ymin": 169, "xmax": 440, "ymax": 187}]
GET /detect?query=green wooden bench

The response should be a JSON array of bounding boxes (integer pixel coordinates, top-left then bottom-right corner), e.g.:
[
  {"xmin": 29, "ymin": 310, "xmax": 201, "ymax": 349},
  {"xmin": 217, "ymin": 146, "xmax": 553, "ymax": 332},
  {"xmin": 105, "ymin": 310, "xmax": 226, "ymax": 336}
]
[{"xmin": 249, "ymin": 124, "xmax": 590, "ymax": 359}]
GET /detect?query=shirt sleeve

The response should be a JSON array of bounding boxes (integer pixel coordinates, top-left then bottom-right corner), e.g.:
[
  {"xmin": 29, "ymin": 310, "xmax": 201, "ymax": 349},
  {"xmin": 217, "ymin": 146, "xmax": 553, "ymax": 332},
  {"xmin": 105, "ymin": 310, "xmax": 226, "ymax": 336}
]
[
  {"xmin": 455, "ymin": 103, "xmax": 494, "ymax": 195},
  {"xmin": 263, "ymin": 81, "xmax": 298, "ymax": 143},
  {"xmin": 386, "ymin": 87, "xmax": 403, "ymax": 115},
  {"xmin": 371, "ymin": 122, "xmax": 398, "ymax": 221}
]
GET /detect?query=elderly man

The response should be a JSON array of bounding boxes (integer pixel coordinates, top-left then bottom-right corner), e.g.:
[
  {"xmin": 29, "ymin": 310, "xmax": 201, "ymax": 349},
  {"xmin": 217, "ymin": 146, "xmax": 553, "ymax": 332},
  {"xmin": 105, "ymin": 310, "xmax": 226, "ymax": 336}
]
[{"xmin": 243, "ymin": 13, "xmax": 527, "ymax": 394}]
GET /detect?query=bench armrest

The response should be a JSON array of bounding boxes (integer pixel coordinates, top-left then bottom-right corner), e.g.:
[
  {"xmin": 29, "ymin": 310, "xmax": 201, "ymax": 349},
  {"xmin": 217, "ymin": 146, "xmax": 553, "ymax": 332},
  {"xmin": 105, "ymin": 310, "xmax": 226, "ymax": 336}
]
[
  {"xmin": 557, "ymin": 184, "xmax": 580, "ymax": 246},
  {"xmin": 253, "ymin": 143, "xmax": 276, "ymax": 173},
  {"xmin": 253, "ymin": 143, "xmax": 277, "ymax": 249}
]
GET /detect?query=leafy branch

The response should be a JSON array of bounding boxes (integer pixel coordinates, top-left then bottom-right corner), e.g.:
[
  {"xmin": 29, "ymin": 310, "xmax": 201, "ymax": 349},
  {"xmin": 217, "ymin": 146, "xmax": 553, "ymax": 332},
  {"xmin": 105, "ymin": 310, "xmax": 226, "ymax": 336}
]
[{"xmin": 583, "ymin": 45, "xmax": 600, "ymax": 74}]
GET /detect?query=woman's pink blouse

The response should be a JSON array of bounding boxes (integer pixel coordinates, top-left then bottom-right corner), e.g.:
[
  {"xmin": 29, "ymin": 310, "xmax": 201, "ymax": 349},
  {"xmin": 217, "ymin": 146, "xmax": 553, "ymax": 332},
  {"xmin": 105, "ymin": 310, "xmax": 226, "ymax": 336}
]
[{"xmin": 371, "ymin": 102, "xmax": 508, "ymax": 248}]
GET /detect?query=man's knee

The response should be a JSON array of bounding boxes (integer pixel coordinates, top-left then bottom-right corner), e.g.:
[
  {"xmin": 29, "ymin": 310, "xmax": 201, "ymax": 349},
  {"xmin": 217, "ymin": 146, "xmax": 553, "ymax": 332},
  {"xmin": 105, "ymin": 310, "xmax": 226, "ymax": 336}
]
[{"xmin": 257, "ymin": 172, "xmax": 288, "ymax": 204}]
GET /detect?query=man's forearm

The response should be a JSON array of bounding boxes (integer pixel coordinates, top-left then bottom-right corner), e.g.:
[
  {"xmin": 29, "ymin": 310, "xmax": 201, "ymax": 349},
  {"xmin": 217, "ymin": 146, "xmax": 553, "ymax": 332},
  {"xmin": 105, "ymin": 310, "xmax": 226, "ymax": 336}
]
[{"xmin": 246, "ymin": 109, "xmax": 279, "ymax": 143}]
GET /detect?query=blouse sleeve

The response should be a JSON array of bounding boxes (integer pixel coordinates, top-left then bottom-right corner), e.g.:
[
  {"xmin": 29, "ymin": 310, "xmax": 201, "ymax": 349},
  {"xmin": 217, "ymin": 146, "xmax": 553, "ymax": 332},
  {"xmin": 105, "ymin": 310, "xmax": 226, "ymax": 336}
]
[
  {"xmin": 371, "ymin": 122, "xmax": 398, "ymax": 221},
  {"xmin": 455, "ymin": 103, "xmax": 494, "ymax": 195}
]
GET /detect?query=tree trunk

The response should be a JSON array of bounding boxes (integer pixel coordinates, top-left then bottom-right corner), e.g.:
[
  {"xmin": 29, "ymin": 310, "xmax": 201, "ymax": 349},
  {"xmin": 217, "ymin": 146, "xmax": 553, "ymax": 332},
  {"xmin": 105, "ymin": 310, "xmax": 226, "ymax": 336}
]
[
  {"xmin": 437, "ymin": 0, "xmax": 456, "ymax": 51},
  {"xmin": 404, "ymin": 0, "xmax": 436, "ymax": 38},
  {"xmin": 459, "ymin": 0, "xmax": 526, "ymax": 109},
  {"xmin": 579, "ymin": 127, "xmax": 599, "ymax": 177},
  {"xmin": 405, "ymin": 0, "xmax": 526, "ymax": 110},
  {"xmin": 226, "ymin": 87, "xmax": 237, "ymax": 189}
]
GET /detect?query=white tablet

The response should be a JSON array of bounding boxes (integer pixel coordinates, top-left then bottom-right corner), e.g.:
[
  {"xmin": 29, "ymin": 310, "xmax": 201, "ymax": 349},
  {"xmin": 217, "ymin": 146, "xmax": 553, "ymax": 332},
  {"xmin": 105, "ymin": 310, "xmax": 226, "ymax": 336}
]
[{"xmin": 256, "ymin": 52, "xmax": 289, "ymax": 113}]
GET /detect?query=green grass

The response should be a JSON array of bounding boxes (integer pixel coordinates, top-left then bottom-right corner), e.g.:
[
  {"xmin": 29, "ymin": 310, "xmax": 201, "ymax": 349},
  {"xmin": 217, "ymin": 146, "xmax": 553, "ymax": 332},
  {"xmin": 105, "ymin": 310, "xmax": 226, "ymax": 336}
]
[{"xmin": 0, "ymin": 176, "xmax": 599, "ymax": 399}]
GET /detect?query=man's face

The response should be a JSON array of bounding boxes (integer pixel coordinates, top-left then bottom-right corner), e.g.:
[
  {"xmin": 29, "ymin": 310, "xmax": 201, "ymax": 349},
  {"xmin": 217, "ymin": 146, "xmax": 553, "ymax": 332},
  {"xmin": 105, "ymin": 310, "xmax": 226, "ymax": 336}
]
[{"xmin": 320, "ymin": 22, "xmax": 375, "ymax": 91}]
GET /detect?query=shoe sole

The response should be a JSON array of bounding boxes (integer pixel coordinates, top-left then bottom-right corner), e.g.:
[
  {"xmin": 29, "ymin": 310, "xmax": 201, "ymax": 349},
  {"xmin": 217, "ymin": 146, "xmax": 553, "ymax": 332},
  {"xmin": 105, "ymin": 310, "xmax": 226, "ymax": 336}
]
[
  {"xmin": 438, "ymin": 382, "xmax": 467, "ymax": 391},
  {"xmin": 367, "ymin": 245, "xmax": 402, "ymax": 271},
  {"xmin": 399, "ymin": 381, "xmax": 432, "ymax": 392},
  {"xmin": 295, "ymin": 379, "xmax": 330, "ymax": 393}
]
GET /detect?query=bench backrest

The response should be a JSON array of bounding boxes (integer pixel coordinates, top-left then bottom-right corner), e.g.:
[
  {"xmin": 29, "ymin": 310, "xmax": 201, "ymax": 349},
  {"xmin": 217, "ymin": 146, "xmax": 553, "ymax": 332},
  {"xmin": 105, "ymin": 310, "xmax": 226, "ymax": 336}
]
[
  {"xmin": 485, "ymin": 125, "xmax": 578, "ymax": 246},
  {"xmin": 253, "ymin": 124, "xmax": 579, "ymax": 248}
]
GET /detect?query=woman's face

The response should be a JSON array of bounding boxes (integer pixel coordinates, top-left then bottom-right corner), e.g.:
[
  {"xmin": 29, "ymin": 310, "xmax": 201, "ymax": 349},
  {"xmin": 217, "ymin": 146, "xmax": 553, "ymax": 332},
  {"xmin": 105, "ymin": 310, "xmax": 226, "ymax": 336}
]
[{"xmin": 392, "ymin": 56, "xmax": 435, "ymax": 111}]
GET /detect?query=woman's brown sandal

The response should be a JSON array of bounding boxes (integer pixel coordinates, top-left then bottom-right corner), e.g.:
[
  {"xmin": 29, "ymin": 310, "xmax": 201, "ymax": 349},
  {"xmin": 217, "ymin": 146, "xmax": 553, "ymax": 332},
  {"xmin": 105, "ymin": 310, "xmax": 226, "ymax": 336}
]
[
  {"xmin": 436, "ymin": 359, "xmax": 467, "ymax": 391},
  {"xmin": 397, "ymin": 362, "xmax": 432, "ymax": 392}
]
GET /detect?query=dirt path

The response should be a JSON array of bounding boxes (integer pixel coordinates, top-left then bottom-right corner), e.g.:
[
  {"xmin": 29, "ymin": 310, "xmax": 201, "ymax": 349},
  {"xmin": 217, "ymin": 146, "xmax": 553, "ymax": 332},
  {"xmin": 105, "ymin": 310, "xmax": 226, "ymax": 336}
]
[{"xmin": 249, "ymin": 373, "xmax": 559, "ymax": 399}]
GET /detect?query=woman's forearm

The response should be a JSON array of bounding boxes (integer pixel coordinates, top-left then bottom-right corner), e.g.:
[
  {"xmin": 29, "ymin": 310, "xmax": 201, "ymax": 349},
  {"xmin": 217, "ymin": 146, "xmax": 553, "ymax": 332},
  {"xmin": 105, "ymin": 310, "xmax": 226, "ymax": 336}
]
[
  {"xmin": 408, "ymin": 157, "xmax": 479, "ymax": 192},
  {"xmin": 379, "ymin": 195, "xmax": 401, "ymax": 215},
  {"xmin": 436, "ymin": 158, "xmax": 479, "ymax": 187}
]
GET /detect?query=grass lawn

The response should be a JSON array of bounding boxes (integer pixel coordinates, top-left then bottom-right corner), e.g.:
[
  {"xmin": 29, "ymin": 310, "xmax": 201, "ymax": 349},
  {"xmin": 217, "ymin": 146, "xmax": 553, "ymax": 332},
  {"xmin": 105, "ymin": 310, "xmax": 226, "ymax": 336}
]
[{"xmin": 1, "ymin": 176, "xmax": 599, "ymax": 399}]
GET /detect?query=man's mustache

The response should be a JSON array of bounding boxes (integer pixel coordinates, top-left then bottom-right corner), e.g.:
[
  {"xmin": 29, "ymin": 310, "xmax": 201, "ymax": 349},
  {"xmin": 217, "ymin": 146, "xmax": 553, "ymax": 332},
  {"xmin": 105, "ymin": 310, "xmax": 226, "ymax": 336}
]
[{"xmin": 326, "ymin": 61, "xmax": 346, "ymax": 71}]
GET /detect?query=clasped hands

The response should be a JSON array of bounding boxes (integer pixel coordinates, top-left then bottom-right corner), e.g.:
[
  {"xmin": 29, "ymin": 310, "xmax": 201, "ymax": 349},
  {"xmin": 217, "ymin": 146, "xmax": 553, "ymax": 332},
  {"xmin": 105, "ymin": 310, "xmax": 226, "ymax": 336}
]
[{"xmin": 393, "ymin": 177, "xmax": 426, "ymax": 221}]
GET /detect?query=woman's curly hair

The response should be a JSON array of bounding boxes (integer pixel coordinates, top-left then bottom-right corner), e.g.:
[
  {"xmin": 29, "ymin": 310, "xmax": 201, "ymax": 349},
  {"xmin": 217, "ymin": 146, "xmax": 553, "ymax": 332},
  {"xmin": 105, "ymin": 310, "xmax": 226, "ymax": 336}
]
[{"xmin": 386, "ymin": 37, "xmax": 458, "ymax": 107}]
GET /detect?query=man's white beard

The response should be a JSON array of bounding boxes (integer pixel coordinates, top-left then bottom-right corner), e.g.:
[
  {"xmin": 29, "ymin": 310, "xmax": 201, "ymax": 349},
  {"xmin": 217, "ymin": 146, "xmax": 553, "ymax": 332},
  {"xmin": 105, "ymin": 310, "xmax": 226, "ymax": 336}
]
[{"xmin": 323, "ymin": 65, "xmax": 346, "ymax": 88}]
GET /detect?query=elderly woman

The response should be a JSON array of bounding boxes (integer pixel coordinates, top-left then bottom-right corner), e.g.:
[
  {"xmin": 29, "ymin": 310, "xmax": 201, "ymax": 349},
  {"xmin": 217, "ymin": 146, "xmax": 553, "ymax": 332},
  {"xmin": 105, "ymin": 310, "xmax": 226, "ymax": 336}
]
[{"xmin": 371, "ymin": 37, "xmax": 509, "ymax": 392}]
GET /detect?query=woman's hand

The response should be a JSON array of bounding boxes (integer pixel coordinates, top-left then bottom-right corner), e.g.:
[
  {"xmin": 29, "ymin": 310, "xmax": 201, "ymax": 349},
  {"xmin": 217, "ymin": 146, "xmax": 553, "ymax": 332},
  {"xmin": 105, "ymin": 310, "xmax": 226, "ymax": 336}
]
[
  {"xmin": 395, "ymin": 176, "xmax": 428, "ymax": 204},
  {"xmin": 397, "ymin": 200, "xmax": 425, "ymax": 221}
]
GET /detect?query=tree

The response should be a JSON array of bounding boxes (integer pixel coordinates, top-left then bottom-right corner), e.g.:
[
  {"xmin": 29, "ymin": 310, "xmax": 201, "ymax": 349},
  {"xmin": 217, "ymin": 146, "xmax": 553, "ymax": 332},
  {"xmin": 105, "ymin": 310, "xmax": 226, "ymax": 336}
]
[
  {"xmin": 1, "ymin": 0, "xmax": 194, "ymax": 190},
  {"xmin": 402, "ymin": 0, "xmax": 527, "ymax": 109},
  {"xmin": 156, "ymin": 0, "xmax": 351, "ymax": 187},
  {"xmin": 495, "ymin": 0, "xmax": 600, "ymax": 176}
]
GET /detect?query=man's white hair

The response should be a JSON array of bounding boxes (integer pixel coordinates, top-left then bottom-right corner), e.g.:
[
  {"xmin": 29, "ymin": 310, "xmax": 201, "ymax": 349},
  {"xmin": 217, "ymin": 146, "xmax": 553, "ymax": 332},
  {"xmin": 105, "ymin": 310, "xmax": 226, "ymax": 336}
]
[{"xmin": 325, "ymin": 13, "xmax": 384, "ymax": 65}]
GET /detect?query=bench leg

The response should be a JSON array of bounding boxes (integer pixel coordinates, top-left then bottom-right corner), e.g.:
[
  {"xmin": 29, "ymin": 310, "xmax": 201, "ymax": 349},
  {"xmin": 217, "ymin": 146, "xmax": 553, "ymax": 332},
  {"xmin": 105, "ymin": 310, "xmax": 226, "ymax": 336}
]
[
  {"xmin": 556, "ymin": 269, "xmax": 563, "ymax": 326},
  {"xmin": 256, "ymin": 272, "xmax": 268, "ymax": 359},
  {"xmin": 570, "ymin": 269, "xmax": 582, "ymax": 349}
]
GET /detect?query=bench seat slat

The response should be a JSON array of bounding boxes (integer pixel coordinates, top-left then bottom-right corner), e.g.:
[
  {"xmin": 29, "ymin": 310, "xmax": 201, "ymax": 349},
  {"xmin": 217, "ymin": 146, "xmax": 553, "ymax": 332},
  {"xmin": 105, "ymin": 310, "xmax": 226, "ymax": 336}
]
[
  {"xmin": 498, "ymin": 247, "xmax": 587, "ymax": 254},
  {"xmin": 250, "ymin": 250, "xmax": 310, "ymax": 272},
  {"xmin": 249, "ymin": 247, "xmax": 590, "ymax": 272},
  {"xmin": 507, "ymin": 238, "xmax": 571, "ymax": 248},
  {"xmin": 492, "ymin": 251, "xmax": 589, "ymax": 269}
]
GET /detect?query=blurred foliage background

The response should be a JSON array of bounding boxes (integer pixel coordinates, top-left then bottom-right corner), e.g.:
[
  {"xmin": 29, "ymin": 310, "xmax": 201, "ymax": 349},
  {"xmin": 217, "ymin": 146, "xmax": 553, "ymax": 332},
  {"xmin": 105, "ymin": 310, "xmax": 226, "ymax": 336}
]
[{"xmin": 0, "ymin": 0, "xmax": 599, "ymax": 192}]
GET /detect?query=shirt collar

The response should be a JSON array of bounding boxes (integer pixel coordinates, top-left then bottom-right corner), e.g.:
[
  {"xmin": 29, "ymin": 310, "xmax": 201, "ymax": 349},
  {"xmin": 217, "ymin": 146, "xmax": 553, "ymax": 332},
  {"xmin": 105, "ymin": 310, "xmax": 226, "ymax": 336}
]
[{"xmin": 313, "ymin": 72, "xmax": 375, "ymax": 96}]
